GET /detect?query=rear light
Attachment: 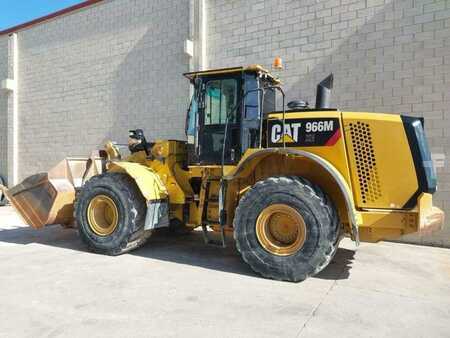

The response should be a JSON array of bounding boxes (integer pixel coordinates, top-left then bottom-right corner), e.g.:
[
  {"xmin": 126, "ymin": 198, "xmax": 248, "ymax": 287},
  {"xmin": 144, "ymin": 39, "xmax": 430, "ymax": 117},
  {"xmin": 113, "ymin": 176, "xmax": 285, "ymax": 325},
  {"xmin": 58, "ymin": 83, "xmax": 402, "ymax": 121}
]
[{"xmin": 402, "ymin": 116, "xmax": 437, "ymax": 194}]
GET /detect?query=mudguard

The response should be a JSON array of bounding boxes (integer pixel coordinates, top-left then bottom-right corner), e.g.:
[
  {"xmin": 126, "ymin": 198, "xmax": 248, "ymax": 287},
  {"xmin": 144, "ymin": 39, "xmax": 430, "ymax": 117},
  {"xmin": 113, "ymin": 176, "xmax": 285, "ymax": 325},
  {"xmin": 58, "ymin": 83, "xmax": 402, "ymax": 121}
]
[
  {"xmin": 108, "ymin": 161, "xmax": 169, "ymax": 230},
  {"xmin": 225, "ymin": 148, "xmax": 361, "ymax": 244},
  {"xmin": 108, "ymin": 162, "xmax": 167, "ymax": 201}
]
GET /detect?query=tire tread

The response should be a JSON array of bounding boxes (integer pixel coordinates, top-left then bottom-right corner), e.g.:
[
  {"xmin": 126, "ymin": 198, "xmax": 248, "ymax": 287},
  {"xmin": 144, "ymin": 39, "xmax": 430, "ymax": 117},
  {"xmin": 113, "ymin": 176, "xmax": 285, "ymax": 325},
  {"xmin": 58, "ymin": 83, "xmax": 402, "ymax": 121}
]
[
  {"xmin": 233, "ymin": 176, "xmax": 341, "ymax": 282},
  {"xmin": 74, "ymin": 172, "xmax": 150, "ymax": 256}
]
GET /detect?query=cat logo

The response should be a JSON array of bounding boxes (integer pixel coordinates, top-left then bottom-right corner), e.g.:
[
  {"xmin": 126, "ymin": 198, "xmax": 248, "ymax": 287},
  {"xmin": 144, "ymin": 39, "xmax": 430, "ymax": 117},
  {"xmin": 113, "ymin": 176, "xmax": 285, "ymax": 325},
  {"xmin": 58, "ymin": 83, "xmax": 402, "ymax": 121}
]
[
  {"xmin": 271, "ymin": 123, "xmax": 302, "ymax": 144},
  {"xmin": 268, "ymin": 118, "xmax": 340, "ymax": 148}
]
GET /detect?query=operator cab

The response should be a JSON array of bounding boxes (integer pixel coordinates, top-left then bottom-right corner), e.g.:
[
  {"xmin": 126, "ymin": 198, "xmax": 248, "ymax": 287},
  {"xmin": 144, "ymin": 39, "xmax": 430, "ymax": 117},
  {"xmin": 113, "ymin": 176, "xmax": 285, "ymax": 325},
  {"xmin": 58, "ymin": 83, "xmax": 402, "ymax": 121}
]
[{"xmin": 184, "ymin": 65, "xmax": 279, "ymax": 165}]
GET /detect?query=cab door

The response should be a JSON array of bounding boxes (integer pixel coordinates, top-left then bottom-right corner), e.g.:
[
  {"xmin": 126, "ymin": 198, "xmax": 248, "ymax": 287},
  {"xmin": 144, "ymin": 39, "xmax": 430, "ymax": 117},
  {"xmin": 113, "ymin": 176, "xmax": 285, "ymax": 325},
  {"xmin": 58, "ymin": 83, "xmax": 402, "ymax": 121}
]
[{"xmin": 198, "ymin": 76, "xmax": 241, "ymax": 164}]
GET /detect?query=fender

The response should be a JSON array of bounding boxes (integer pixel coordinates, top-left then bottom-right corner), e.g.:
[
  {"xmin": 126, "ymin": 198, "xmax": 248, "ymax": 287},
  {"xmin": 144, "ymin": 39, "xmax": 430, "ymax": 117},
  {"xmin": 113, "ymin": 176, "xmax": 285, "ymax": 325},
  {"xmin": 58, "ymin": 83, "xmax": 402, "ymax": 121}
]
[
  {"xmin": 108, "ymin": 161, "xmax": 169, "ymax": 230},
  {"xmin": 224, "ymin": 148, "xmax": 361, "ymax": 244},
  {"xmin": 108, "ymin": 161, "xmax": 168, "ymax": 201}
]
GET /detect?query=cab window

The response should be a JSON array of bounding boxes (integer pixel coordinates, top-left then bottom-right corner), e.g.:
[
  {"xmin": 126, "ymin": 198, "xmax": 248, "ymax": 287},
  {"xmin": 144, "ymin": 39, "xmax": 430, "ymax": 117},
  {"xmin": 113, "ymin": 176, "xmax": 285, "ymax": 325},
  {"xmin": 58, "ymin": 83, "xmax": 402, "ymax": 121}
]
[
  {"xmin": 205, "ymin": 79, "xmax": 238, "ymax": 125},
  {"xmin": 186, "ymin": 91, "xmax": 198, "ymax": 138}
]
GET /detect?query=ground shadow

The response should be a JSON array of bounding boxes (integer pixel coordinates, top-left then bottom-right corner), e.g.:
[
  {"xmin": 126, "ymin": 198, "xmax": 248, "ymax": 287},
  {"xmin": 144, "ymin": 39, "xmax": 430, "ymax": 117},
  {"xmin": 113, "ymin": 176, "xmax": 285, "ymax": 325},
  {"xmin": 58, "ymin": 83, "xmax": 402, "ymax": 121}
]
[
  {"xmin": 0, "ymin": 223, "xmax": 355, "ymax": 281},
  {"xmin": 0, "ymin": 224, "xmax": 85, "ymax": 252},
  {"xmin": 314, "ymin": 247, "xmax": 355, "ymax": 280}
]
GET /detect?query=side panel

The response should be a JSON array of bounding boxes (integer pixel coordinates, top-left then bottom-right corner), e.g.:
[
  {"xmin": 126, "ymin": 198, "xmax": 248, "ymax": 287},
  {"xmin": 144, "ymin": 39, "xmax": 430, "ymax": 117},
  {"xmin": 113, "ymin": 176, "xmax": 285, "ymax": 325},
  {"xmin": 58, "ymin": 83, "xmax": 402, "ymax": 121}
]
[{"xmin": 342, "ymin": 112, "xmax": 418, "ymax": 209}]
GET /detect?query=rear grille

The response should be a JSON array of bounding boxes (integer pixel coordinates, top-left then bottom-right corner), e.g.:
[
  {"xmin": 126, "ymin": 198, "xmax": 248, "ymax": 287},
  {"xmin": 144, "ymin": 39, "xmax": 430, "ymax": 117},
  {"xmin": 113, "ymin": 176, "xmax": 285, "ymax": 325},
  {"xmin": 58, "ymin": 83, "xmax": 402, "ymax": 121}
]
[{"xmin": 349, "ymin": 122, "xmax": 381, "ymax": 204}]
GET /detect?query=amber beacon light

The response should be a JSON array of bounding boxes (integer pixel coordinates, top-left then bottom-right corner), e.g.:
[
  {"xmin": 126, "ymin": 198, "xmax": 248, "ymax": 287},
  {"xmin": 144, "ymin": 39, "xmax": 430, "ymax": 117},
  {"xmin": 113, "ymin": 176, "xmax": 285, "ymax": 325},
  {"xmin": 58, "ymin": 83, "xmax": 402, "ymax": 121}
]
[{"xmin": 273, "ymin": 56, "xmax": 283, "ymax": 69}]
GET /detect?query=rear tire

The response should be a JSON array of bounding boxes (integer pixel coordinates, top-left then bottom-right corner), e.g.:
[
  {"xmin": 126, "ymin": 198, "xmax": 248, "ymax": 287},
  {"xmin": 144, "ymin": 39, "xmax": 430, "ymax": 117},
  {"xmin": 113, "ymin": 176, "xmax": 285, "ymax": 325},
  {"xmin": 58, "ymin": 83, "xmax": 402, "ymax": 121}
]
[
  {"xmin": 233, "ymin": 176, "xmax": 341, "ymax": 282},
  {"xmin": 74, "ymin": 172, "xmax": 151, "ymax": 255}
]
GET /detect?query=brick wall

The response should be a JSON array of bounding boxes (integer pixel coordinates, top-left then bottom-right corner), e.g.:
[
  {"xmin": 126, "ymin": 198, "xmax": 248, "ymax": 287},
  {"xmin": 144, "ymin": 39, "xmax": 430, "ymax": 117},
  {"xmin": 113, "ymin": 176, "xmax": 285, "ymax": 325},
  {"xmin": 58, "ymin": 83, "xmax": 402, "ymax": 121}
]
[
  {"xmin": 15, "ymin": 0, "xmax": 190, "ymax": 179},
  {"xmin": 207, "ymin": 0, "xmax": 450, "ymax": 238},
  {"xmin": 0, "ymin": 36, "xmax": 8, "ymax": 184}
]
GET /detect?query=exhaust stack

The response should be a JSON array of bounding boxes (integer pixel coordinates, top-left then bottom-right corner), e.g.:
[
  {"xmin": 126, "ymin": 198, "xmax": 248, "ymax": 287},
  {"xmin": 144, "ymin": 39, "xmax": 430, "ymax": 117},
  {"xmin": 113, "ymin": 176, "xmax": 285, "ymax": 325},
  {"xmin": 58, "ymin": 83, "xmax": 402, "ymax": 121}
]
[{"xmin": 315, "ymin": 74, "xmax": 334, "ymax": 109}]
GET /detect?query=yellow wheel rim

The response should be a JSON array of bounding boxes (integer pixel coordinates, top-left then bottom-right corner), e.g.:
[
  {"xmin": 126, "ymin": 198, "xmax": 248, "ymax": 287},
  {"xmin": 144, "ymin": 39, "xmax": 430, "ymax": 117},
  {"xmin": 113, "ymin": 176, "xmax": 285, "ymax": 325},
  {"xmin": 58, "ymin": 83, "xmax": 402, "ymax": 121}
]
[
  {"xmin": 87, "ymin": 194, "xmax": 119, "ymax": 236},
  {"xmin": 256, "ymin": 204, "xmax": 306, "ymax": 256}
]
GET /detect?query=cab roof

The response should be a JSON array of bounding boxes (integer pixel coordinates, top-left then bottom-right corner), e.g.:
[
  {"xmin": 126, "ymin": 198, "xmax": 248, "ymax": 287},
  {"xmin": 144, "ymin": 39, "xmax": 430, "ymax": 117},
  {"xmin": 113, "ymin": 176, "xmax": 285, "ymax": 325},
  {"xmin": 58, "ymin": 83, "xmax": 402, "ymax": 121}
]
[{"xmin": 183, "ymin": 64, "xmax": 280, "ymax": 84}]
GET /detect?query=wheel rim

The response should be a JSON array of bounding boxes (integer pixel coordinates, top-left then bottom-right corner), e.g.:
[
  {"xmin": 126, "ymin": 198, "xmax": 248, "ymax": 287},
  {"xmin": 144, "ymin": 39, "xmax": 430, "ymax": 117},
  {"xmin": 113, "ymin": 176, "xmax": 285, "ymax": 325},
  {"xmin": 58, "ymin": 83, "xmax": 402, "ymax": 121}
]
[
  {"xmin": 87, "ymin": 194, "xmax": 119, "ymax": 236},
  {"xmin": 256, "ymin": 204, "xmax": 307, "ymax": 256}
]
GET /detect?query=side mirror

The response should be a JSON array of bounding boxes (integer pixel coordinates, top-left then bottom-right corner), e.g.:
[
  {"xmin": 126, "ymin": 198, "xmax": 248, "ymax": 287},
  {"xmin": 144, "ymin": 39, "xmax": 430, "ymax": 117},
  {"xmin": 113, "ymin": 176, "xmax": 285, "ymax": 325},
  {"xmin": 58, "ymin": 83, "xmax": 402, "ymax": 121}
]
[{"xmin": 194, "ymin": 77, "xmax": 202, "ymax": 87}]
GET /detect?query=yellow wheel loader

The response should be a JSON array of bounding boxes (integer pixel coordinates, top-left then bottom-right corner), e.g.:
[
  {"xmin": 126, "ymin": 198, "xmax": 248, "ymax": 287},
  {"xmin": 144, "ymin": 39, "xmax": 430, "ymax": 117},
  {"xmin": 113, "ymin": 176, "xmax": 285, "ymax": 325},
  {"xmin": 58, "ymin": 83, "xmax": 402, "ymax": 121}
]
[{"xmin": 1, "ymin": 64, "xmax": 444, "ymax": 282}]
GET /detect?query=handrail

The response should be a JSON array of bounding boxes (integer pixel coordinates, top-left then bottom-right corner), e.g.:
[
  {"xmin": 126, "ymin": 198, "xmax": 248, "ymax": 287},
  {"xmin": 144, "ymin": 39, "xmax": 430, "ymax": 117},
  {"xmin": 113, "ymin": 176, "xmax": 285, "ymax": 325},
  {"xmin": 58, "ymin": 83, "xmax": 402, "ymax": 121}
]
[
  {"xmin": 221, "ymin": 88, "xmax": 264, "ymax": 177},
  {"xmin": 221, "ymin": 85, "xmax": 286, "ymax": 174},
  {"xmin": 262, "ymin": 85, "xmax": 286, "ymax": 148}
]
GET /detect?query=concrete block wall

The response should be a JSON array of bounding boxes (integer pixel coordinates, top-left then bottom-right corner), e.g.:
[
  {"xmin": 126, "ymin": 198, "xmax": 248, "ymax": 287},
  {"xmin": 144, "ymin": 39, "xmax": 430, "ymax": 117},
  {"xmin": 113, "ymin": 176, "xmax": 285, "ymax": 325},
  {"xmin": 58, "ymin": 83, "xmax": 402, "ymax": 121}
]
[
  {"xmin": 206, "ymin": 0, "xmax": 450, "ymax": 243},
  {"xmin": 0, "ymin": 0, "xmax": 449, "ymax": 245},
  {"xmin": 14, "ymin": 0, "xmax": 190, "ymax": 179},
  {"xmin": 0, "ymin": 36, "xmax": 9, "ymax": 184}
]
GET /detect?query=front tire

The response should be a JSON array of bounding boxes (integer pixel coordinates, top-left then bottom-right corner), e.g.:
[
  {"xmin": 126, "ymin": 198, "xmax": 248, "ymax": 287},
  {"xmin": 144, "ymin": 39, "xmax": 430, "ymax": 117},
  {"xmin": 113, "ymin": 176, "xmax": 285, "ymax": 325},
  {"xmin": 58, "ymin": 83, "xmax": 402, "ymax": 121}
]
[
  {"xmin": 74, "ymin": 172, "xmax": 151, "ymax": 255},
  {"xmin": 233, "ymin": 176, "xmax": 341, "ymax": 282}
]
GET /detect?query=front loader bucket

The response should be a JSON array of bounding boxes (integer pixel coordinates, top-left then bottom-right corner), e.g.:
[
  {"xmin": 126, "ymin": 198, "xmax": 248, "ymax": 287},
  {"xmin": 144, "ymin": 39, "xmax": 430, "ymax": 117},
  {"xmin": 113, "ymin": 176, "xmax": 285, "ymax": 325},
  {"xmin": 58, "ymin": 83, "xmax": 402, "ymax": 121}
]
[{"xmin": 1, "ymin": 155, "xmax": 103, "ymax": 229}]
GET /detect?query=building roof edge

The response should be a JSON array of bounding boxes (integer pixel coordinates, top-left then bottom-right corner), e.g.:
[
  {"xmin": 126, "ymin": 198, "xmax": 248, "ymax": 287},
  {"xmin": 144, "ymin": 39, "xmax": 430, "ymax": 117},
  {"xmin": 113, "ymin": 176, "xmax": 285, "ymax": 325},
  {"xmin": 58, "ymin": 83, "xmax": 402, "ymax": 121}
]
[{"xmin": 0, "ymin": 0, "xmax": 105, "ymax": 36}]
